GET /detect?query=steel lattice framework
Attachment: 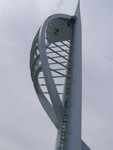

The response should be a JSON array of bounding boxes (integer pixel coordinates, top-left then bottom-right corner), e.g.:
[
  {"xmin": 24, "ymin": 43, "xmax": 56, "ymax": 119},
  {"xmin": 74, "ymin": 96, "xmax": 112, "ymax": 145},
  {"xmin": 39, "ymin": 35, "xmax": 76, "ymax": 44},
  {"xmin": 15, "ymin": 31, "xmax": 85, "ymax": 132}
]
[{"xmin": 30, "ymin": 1, "xmax": 90, "ymax": 150}]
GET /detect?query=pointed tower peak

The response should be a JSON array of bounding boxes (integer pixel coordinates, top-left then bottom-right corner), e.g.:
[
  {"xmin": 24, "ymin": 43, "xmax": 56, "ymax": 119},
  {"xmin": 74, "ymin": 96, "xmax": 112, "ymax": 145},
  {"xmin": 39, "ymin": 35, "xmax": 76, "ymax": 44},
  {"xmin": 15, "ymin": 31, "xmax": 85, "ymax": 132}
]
[{"xmin": 75, "ymin": 0, "xmax": 80, "ymax": 18}]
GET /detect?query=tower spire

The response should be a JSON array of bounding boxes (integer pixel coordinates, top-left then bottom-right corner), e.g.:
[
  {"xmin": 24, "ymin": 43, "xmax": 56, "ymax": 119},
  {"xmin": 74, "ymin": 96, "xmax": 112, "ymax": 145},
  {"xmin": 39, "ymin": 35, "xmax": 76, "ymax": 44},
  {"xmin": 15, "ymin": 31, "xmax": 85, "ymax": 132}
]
[{"xmin": 75, "ymin": 0, "xmax": 80, "ymax": 18}]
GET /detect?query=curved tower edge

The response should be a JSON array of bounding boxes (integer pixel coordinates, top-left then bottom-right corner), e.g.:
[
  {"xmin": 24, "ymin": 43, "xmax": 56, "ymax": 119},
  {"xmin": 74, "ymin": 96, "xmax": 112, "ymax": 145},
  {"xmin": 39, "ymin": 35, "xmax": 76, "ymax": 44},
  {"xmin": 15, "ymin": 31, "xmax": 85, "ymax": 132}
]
[{"xmin": 38, "ymin": 14, "xmax": 72, "ymax": 127}]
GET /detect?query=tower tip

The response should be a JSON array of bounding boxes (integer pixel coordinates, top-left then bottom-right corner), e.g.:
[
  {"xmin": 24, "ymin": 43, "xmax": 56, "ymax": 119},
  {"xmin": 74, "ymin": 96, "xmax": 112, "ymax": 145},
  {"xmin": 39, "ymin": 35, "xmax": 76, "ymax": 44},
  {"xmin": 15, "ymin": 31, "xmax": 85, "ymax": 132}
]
[{"xmin": 74, "ymin": 0, "xmax": 80, "ymax": 18}]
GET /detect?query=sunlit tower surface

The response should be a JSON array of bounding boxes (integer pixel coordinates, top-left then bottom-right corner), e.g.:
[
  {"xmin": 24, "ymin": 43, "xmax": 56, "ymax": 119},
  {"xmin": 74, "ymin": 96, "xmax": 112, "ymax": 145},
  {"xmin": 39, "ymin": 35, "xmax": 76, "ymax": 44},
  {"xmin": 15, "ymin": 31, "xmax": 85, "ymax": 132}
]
[{"xmin": 30, "ymin": 1, "xmax": 90, "ymax": 150}]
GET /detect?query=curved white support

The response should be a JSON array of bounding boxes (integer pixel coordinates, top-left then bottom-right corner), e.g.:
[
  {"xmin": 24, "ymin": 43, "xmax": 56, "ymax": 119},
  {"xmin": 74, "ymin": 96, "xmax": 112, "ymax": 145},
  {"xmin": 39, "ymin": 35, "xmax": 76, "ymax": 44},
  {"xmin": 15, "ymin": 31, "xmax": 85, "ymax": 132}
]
[{"xmin": 30, "ymin": 14, "xmax": 73, "ymax": 128}]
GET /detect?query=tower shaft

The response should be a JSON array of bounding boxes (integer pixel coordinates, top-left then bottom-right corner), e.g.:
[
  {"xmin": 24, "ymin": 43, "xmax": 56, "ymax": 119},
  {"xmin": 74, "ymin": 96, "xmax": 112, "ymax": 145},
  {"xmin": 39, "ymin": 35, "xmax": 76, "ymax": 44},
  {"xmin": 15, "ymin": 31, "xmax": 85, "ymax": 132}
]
[{"xmin": 65, "ymin": 4, "xmax": 82, "ymax": 149}]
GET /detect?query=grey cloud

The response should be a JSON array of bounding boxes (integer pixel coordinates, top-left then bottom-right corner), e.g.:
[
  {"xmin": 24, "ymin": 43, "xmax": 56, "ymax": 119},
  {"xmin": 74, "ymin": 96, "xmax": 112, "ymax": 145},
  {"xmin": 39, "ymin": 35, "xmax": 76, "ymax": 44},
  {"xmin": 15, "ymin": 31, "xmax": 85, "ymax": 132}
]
[{"xmin": 56, "ymin": 0, "xmax": 64, "ymax": 7}]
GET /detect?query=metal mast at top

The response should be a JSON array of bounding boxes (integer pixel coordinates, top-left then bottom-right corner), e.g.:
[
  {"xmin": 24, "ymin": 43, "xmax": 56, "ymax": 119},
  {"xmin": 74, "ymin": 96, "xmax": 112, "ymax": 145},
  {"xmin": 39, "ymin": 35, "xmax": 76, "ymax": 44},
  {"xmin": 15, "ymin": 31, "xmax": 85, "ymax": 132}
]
[{"xmin": 30, "ymin": 0, "xmax": 91, "ymax": 149}]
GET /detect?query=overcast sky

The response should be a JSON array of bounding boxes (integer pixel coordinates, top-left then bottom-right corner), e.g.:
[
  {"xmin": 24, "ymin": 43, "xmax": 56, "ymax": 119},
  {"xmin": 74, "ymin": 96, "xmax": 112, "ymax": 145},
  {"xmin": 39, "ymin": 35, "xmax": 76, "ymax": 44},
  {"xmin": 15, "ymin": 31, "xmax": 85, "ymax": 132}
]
[{"xmin": 0, "ymin": 0, "xmax": 113, "ymax": 150}]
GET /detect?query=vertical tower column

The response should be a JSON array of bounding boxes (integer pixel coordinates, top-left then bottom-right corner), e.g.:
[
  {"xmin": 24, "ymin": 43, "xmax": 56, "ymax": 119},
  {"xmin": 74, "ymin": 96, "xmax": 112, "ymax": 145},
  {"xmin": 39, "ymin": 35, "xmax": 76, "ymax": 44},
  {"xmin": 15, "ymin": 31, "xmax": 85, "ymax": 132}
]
[{"xmin": 65, "ymin": 2, "xmax": 82, "ymax": 150}]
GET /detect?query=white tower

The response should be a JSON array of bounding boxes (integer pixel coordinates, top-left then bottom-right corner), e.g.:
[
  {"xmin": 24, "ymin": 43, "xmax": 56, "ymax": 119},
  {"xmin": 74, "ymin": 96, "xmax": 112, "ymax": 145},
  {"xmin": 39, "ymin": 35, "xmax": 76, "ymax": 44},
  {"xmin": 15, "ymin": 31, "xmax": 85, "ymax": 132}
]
[{"xmin": 30, "ymin": 1, "xmax": 90, "ymax": 150}]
